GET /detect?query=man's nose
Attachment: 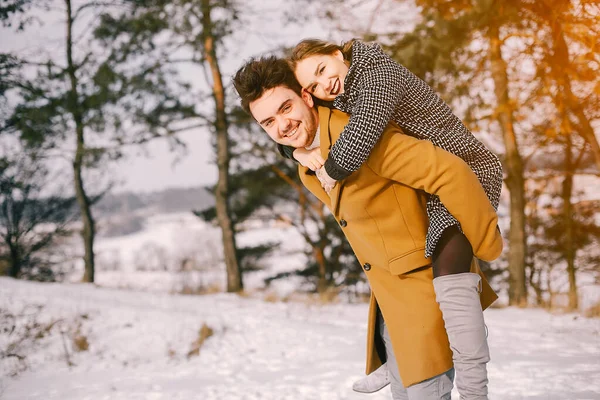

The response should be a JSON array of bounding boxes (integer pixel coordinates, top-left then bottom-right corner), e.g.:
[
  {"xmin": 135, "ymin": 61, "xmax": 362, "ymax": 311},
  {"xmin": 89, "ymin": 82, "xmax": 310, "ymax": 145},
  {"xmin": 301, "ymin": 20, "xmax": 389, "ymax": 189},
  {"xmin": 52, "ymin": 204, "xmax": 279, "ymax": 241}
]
[{"xmin": 278, "ymin": 117, "xmax": 291, "ymax": 134}]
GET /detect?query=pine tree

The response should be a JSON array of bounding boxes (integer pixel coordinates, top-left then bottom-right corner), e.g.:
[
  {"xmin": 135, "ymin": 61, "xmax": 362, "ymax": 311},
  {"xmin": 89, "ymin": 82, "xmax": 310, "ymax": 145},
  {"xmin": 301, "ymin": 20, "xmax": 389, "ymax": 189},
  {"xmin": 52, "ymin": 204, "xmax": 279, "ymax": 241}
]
[
  {"xmin": 398, "ymin": 0, "xmax": 599, "ymax": 306},
  {"xmin": 3, "ymin": 0, "xmax": 193, "ymax": 282},
  {"xmin": 0, "ymin": 154, "xmax": 77, "ymax": 280},
  {"xmin": 94, "ymin": 0, "xmax": 248, "ymax": 291},
  {"xmin": 522, "ymin": 0, "xmax": 600, "ymax": 309},
  {"xmin": 377, "ymin": 0, "xmax": 529, "ymax": 304}
]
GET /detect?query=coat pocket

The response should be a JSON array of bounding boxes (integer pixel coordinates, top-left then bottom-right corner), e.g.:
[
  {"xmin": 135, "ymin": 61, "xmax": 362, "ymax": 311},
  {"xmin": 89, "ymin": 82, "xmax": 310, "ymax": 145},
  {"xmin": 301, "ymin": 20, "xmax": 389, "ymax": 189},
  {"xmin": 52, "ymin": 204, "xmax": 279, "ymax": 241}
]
[{"xmin": 388, "ymin": 248, "xmax": 431, "ymax": 275}]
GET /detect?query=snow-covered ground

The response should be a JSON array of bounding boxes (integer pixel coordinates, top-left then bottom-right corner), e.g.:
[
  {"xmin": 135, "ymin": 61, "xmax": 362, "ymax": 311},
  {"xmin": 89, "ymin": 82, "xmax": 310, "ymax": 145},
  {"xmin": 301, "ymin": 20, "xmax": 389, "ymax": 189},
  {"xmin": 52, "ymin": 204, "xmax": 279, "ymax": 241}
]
[
  {"xmin": 2, "ymin": 208, "xmax": 599, "ymax": 400},
  {"xmin": 1, "ymin": 278, "xmax": 599, "ymax": 400}
]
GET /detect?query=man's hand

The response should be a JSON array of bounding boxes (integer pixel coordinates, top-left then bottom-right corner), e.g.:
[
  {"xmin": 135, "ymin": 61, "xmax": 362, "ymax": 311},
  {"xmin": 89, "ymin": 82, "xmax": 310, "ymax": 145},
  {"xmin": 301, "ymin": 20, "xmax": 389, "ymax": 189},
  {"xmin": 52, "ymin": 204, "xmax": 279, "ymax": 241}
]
[
  {"xmin": 293, "ymin": 148, "xmax": 325, "ymax": 171},
  {"xmin": 316, "ymin": 167, "xmax": 337, "ymax": 194}
]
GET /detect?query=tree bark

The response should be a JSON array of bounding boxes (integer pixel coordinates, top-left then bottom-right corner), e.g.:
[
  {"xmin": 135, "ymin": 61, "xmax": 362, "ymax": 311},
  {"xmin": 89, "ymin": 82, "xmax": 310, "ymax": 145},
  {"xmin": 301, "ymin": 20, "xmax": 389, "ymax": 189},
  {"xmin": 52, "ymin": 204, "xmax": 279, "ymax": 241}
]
[
  {"xmin": 65, "ymin": 0, "xmax": 95, "ymax": 283},
  {"xmin": 8, "ymin": 240, "xmax": 21, "ymax": 278},
  {"xmin": 562, "ymin": 136, "xmax": 578, "ymax": 310},
  {"xmin": 201, "ymin": 0, "xmax": 242, "ymax": 292},
  {"xmin": 540, "ymin": 0, "xmax": 583, "ymax": 309},
  {"xmin": 314, "ymin": 246, "xmax": 328, "ymax": 293},
  {"xmin": 488, "ymin": 21, "xmax": 528, "ymax": 306}
]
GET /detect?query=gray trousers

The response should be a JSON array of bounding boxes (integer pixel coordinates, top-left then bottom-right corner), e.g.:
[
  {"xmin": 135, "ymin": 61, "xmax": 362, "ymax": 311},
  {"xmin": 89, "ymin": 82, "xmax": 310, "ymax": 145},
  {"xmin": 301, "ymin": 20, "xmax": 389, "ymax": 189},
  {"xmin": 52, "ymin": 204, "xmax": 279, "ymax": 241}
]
[{"xmin": 378, "ymin": 311, "xmax": 455, "ymax": 400}]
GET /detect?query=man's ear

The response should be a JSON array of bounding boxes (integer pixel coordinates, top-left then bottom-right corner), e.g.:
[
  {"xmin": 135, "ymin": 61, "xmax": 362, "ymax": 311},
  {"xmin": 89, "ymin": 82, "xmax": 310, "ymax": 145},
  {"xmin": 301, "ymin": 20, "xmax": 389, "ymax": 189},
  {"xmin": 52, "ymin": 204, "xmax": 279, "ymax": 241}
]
[{"xmin": 301, "ymin": 89, "xmax": 315, "ymax": 108}]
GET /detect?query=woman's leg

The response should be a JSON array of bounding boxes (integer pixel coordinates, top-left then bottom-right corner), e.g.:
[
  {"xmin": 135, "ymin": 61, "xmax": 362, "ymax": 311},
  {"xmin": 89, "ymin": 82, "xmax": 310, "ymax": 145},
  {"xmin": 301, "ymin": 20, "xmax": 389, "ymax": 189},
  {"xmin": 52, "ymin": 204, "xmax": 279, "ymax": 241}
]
[
  {"xmin": 432, "ymin": 225, "xmax": 473, "ymax": 277},
  {"xmin": 432, "ymin": 225, "xmax": 490, "ymax": 400}
]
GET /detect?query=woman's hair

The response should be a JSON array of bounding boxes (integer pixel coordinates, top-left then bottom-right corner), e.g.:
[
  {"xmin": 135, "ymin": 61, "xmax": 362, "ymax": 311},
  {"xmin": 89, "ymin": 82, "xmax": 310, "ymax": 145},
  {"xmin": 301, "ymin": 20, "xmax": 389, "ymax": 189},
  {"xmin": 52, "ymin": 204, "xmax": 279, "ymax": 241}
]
[{"xmin": 287, "ymin": 38, "xmax": 356, "ymax": 72}]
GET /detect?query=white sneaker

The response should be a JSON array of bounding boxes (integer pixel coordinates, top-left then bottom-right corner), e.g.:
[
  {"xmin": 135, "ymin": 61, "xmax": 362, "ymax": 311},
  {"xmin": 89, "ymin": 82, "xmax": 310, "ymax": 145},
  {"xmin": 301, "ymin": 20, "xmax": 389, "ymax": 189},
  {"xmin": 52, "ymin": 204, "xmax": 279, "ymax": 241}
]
[{"xmin": 352, "ymin": 362, "xmax": 390, "ymax": 393}]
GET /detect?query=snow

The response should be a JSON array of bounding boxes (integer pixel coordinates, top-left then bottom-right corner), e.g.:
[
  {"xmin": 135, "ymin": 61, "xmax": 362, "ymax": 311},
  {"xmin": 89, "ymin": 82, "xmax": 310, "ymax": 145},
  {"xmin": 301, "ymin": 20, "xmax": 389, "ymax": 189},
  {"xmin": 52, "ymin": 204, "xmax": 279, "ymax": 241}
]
[
  {"xmin": 1, "ymin": 277, "xmax": 600, "ymax": 400},
  {"xmin": 3, "ymin": 211, "xmax": 598, "ymax": 399}
]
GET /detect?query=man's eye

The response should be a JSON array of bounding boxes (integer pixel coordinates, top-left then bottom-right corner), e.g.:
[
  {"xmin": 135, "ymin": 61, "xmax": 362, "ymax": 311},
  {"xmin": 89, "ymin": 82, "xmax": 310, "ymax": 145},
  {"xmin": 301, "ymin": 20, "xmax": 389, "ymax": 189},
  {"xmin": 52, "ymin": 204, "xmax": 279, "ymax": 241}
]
[
  {"xmin": 265, "ymin": 120, "xmax": 273, "ymax": 127},
  {"xmin": 283, "ymin": 104, "xmax": 291, "ymax": 112}
]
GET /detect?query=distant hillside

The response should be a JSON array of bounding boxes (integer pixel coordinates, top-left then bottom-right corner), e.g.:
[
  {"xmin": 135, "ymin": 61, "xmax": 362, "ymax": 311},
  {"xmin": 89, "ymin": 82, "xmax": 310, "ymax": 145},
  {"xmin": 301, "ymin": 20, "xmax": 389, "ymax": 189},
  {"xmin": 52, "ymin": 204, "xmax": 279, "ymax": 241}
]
[
  {"xmin": 94, "ymin": 186, "xmax": 214, "ymax": 217},
  {"xmin": 94, "ymin": 187, "xmax": 214, "ymax": 237}
]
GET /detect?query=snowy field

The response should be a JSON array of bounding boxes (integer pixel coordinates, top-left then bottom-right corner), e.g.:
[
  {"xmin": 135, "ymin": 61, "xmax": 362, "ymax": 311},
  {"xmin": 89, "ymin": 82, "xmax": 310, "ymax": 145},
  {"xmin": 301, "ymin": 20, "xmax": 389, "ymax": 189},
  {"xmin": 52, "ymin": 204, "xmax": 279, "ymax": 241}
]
[{"xmin": 1, "ymin": 277, "xmax": 600, "ymax": 400}]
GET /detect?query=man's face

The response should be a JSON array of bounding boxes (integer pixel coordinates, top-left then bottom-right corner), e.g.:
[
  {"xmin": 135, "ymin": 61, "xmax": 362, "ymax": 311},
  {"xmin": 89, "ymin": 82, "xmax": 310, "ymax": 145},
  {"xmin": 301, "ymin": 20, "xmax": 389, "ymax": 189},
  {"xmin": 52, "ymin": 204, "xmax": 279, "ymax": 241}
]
[{"xmin": 249, "ymin": 86, "xmax": 319, "ymax": 148}]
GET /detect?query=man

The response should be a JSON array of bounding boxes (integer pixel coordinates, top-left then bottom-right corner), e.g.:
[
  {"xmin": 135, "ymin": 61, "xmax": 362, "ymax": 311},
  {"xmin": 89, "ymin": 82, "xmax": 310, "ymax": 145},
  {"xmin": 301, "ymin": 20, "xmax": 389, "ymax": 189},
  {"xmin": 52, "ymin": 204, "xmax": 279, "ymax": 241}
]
[{"xmin": 233, "ymin": 56, "xmax": 501, "ymax": 400}]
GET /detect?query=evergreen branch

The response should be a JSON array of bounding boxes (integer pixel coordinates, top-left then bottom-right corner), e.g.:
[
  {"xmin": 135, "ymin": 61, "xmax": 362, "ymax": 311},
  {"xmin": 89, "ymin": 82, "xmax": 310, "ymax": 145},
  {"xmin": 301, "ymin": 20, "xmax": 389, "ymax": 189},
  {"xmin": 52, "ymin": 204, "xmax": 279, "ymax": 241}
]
[
  {"xmin": 20, "ymin": 59, "xmax": 66, "ymax": 70},
  {"xmin": 73, "ymin": 0, "xmax": 127, "ymax": 21},
  {"xmin": 124, "ymin": 121, "xmax": 210, "ymax": 145},
  {"xmin": 167, "ymin": 57, "xmax": 205, "ymax": 65},
  {"xmin": 3, "ymin": 353, "xmax": 25, "ymax": 361}
]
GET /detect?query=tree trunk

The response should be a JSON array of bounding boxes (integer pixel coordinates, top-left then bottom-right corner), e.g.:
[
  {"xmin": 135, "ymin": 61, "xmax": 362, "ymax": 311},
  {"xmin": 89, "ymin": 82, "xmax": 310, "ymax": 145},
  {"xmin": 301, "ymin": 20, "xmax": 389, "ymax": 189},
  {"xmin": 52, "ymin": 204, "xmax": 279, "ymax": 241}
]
[
  {"xmin": 201, "ymin": 0, "xmax": 242, "ymax": 292},
  {"xmin": 65, "ymin": 0, "xmax": 95, "ymax": 283},
  {"xmin": 8, "ymin": 240, "xmax": 21, "ymax": 278},
  {"xmin": 542, "ymin": 1, "xmax": 581, "ymax": 310},
  {"xmin": 314, "ymin": 245, "xmax": 328, "ymax": 293},
  {"xmin": 562, "ymin": 136, "xmax": 578, "ymax": 310},
  {"xmin": 488, "ymin": 21, "xmax": 528, "ymax": 306}
]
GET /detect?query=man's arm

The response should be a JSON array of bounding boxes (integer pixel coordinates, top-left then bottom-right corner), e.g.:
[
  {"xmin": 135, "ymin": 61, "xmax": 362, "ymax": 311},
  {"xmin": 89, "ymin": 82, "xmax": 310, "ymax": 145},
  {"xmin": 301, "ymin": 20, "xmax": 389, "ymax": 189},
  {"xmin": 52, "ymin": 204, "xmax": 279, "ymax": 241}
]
[{"xmin": 367, "ymin": 125, "xmax": 503, "ymax": 262}]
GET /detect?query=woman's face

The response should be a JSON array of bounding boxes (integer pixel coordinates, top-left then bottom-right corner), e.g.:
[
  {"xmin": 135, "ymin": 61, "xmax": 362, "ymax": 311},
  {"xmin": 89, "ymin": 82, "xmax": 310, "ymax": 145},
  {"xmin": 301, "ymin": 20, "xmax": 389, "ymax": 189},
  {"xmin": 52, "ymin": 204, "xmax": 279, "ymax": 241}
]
[{"xmin": 294, "ymin": 50, "xmax": 349, "ymax": 101}]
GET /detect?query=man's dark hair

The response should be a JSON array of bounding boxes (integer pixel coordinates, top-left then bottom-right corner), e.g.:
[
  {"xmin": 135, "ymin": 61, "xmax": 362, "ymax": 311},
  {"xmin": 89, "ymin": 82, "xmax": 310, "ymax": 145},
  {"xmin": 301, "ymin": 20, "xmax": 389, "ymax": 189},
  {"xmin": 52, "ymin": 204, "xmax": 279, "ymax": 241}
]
[{"xmin": 232, "ymin": 55, "xmax": 303, "ymax": 116}]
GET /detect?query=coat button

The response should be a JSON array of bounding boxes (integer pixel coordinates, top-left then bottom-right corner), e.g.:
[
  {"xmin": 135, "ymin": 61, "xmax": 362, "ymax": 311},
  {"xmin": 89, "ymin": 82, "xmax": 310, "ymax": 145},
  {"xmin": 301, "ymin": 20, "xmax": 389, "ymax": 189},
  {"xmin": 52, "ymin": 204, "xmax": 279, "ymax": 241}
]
[
  {"xmin": 363, "ymin": 263, "xmax": 371, "ymax": 271},
  {"xmin": 340, "ymin": 219, "xmax": 347, "ymax": 227}
]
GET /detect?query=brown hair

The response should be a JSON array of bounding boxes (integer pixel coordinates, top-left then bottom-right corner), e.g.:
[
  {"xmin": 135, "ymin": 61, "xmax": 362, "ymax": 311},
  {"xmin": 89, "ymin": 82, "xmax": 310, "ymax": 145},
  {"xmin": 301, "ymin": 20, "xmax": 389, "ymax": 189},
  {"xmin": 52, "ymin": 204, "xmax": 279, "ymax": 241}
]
[
  {"xmin": 287, "ymin": 38, "xmax": 355, "ymax": 72},
  {"xmin": 232, "ymin": 55, "xmax": 303, "ymax": 116}
]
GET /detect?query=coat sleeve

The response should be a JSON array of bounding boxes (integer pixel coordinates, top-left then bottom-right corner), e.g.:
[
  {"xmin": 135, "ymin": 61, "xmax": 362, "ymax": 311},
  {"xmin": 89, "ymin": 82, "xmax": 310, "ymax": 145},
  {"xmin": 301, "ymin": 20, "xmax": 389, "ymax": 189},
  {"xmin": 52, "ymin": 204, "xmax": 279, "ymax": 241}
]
[
  {"xmin": 367, "ymin": 127, "xmax": 503, "ymax": 262},
  {"xmin": 324, "ymin": 57, "xmax": 406, "ymax": 180}
]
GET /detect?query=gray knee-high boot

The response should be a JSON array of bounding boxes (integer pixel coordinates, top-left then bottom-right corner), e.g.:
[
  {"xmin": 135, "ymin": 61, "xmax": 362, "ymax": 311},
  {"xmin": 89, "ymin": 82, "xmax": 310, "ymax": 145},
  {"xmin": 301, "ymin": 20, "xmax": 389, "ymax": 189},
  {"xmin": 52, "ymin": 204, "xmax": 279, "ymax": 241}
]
[{"xmin": 433, "ymin": 272, "xmax": 490, "ymax": 400}]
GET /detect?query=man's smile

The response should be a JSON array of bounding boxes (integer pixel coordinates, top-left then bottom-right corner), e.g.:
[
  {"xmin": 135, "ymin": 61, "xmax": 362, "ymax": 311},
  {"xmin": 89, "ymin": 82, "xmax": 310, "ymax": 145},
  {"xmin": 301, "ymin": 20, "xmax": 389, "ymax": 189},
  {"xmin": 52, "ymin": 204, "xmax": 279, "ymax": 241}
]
[{"xmin": 283, "ymin": 124, "xmax": 299, "ymax": 139}]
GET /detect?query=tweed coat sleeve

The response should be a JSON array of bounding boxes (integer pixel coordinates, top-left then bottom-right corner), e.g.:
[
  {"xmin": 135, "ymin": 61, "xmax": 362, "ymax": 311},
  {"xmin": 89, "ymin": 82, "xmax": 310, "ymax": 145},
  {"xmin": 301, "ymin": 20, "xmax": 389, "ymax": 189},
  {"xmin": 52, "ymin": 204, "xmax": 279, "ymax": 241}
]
[
  {"xmin": 324, "ymin": 55, "xmax": 406, "ymax": 181},
  {"xmin": 366, "ymin": 128, "xmax": 503, "ymax": 262}
]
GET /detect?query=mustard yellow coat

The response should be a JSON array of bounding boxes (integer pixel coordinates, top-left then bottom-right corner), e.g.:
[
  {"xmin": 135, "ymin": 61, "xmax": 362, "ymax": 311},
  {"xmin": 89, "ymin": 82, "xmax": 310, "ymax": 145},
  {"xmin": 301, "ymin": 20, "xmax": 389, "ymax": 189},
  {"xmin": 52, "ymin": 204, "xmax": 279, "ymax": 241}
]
[{"xmin": 298, "ymin": 107, "xmax": 502, "ymax": 387}]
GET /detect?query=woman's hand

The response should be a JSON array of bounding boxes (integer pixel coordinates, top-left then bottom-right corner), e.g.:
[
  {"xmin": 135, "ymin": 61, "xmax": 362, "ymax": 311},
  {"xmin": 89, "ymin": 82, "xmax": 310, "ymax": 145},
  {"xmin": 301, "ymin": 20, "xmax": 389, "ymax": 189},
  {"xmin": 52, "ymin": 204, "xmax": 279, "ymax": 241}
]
[
  {"xmin": 293, "ymin": 148, "xmax": 325, "ymax": 171},
  {"xmin": 316, "ymin": 167, "xmax": 337, "ymax": 194}
]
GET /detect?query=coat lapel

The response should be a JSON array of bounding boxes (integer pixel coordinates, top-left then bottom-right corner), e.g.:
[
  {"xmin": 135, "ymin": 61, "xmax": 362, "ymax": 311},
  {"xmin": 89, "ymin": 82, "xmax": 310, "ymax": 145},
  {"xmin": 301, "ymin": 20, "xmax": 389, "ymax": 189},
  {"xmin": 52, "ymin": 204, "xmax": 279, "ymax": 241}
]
[
  {"xmin": 318, "ymin": 106, "xmax": 343, "ymax": 217},
  {"xmin": 297, "ymin": 107, "xmax": 345, "ymax": 216},
  {"xmin": 298, "ymin": 166, "xmax": 331, "ymax": 208}
]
